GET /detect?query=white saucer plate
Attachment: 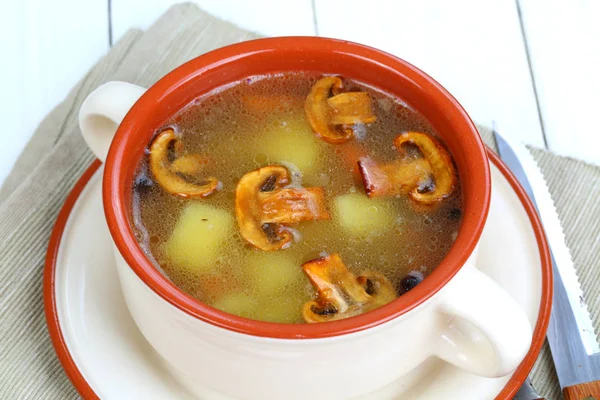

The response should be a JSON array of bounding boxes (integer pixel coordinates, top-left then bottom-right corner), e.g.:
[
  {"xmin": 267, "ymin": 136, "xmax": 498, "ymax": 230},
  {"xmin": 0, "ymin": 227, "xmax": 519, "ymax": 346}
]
[{"xmin": 44, "ymin": 151, "xmax": 552, "ymax": 400}]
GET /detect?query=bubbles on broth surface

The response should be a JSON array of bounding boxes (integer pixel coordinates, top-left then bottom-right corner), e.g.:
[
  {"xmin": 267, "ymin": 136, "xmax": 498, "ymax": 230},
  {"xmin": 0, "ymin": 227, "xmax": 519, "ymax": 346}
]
[{"xmin": 132, "ymin": 72, "xmax": 462, "ymax": 324}]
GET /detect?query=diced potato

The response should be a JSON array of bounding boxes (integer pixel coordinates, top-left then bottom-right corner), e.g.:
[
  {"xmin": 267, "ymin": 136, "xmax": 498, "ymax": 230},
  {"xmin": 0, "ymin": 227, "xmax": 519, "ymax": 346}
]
[
  {"xmin": 333, "ymin": 193, "xmax": 395, "ymax": 236},
  {"xmin": 212, "ymin": 293, "xmax": 259, "ymax": 319},
  {"xmin": 164, "ymin": 203, "xmax": 234, "ymax": 274},
  {"xmin": 245, "ymin": 252, "xmax": 304, "ymax": 296},
  {"xmin": 256, "ymin": 116, "xmax": 323, "ymax": 174},
  {"xmin": 256, "ymin": 295, "xmax": 306, "ymax": 323}
]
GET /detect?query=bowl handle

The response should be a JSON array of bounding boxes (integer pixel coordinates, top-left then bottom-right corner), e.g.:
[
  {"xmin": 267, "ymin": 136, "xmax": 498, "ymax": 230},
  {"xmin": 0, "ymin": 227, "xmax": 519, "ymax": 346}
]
[
  {"xmin": 433, "ymin": 263, "xmax": 532, "ymax": 377},
  {"xmin": 79, "ymin": 81, "xmax": 146, "ymax": 162}
]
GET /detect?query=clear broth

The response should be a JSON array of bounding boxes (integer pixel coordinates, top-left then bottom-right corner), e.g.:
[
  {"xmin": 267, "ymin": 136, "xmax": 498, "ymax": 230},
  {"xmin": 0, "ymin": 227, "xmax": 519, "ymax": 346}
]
[{"xmin": 132, "ymin": 73, "xmax": 462, "ymax": 323}]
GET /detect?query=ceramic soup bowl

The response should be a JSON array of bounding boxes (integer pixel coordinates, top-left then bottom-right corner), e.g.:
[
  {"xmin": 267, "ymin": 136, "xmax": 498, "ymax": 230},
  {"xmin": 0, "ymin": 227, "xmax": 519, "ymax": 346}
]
[{"xmin": 78, "ymin": 37, "xmax": 532, "ymax": 400}]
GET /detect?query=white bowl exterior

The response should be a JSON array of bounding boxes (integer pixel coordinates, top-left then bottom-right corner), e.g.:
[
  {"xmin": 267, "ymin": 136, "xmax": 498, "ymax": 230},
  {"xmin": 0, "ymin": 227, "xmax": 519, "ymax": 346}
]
[{"xmin": 114, "ymin": 247, "xmax": 456, "ymax": 400}]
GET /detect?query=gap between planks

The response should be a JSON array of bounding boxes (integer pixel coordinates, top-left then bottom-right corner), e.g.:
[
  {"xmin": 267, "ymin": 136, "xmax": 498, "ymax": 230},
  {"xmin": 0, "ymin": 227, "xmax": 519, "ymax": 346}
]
[{"xmin": 515, "ymin": 0, "xmax": 548, "ymax": 149}]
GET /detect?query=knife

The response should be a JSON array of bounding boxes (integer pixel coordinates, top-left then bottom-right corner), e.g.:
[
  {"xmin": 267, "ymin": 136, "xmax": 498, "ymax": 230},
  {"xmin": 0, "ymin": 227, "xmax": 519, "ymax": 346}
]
[
  {"xmin": 514, "ymin": 377, "xmax": 544, "ymax": 400},
  {"xmin": 493, "ymin": 123, "xmax": 600, "ymax": 400}
]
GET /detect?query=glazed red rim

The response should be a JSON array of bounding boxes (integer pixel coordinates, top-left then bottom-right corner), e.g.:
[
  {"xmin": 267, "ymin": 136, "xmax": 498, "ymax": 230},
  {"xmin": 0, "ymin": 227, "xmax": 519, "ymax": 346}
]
[
  {"xmin": 44, "ymin": 151, "xmax": 552, "ymax": 399},
  {"xmin": 102, "ymin": 36, "xmax": 491, "ymax": 339}
]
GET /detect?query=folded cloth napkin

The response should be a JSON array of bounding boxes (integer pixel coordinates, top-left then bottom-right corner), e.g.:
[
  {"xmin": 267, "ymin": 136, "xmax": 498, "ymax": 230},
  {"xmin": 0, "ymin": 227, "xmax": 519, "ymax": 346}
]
[{"xmin": 0, "ymin": 4, "xmax": 597, "ymax": 399}]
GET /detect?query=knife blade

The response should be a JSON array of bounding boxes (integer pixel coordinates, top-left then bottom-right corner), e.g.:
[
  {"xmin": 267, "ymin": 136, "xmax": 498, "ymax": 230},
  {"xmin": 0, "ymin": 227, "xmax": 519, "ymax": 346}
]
[
  {"xmin": 514, "ymin": 377, "xmax": 543, "ymax": 400},
  {"xmin": 493, "ymin": 123, "xmax": 600, "ymax": 400}
]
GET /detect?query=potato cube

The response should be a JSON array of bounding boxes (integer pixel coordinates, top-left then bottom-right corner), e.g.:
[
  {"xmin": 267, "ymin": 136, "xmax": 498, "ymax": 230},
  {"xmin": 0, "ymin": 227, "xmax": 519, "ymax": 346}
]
[
  {"xmin": 245, "ymin": 252, "xmax": 304, "ymax": 296},
  {"xmin": 256, "ymin": 295, "xmax": 306, "ymax": 323},
  {"xmin": 212, "ymin": 293, "xmax": 259, "ymax": 319},
  {"xmin": 333, "ymin": 193, "xmax": 395, "ymax": 236},
  {"xmin": 164, "ymin": 203, "xmax": 234, "ymax": 274},
  {"xmin": 256, "ymin": 116, "xmax": 323, "ymax": 174}
]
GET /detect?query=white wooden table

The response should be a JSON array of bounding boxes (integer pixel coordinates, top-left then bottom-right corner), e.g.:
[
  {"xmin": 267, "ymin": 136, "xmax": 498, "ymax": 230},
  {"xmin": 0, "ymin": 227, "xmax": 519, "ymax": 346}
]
[{"xmin": 2, "ymin": 0, "xmax": 599, "ymax": 186}]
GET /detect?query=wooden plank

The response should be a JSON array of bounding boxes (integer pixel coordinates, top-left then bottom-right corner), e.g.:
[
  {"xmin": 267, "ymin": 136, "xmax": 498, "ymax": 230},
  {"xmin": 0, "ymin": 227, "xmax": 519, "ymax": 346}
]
[
  {"xmin": 0, "ymin": 0, "xmax": 109, "ymax": 185},
  {"xmin": 314, "ymin": 0, "xmax": 546, "ymax": 148},
  {"xmin": 111, "ymin": 0, "xmax": 316, "ymax": 42},
  {"xmin": 518, "ymin": 0, "xmax": 600, "ymax": 165}
]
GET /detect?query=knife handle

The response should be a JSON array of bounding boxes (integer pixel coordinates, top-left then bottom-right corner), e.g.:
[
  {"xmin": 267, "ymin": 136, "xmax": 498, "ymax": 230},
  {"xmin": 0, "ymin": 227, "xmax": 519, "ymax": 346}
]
[{"xmin": 563, "ymin": 381, "xmax": 600, "ymax": 400}]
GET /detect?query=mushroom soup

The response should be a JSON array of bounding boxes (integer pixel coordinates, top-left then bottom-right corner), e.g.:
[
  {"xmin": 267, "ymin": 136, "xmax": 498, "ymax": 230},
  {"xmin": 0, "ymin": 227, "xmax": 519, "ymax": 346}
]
[{"xmin": 132, "ymin": 73, "xmax": 462, "ymax": 324}]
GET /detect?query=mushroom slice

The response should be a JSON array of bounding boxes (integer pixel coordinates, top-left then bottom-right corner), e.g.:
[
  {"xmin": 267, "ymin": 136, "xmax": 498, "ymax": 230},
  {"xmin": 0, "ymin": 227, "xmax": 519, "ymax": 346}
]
[
  {"xmin": 170, "ymin": 154, "xmax": 208, "ymax": 175},
  {"xmin": 357, "ymin": 272, "xmax": 397, "ymax": 307},
  {"xmin": 358, "ymin": 132, "xmax": 457, "ymax": 206},
  {"xmin": 302, "ymin": 253, "xmax": 396, "ymax": 323},
  {"xmin": 235, "ymin": 165, "xmax": 330, "ymax": 251},
  {"xmin": 258, "ymin": 187, "xmax": 328, "ymax": 225},
  {"xmin": 358, "ymin": 157, "xmax": 431, "ymax": 198},
  {"xmin": 327, "ymin": 92, "xmax": 377, "ymax": 126},
  {"xmin": 304, "ymin": 76, "xmax": 376, "ymax": 144},
  {"xmin": 305, "ymin": 77, "xmax": 349, "ymax": 144},
  {"xmin": 149, "ymin": 129, "xmax": 219, "ymax": 198},
  {"xmin": 393, "ymin": 132, "xmax": 456, "ymax": 205}
]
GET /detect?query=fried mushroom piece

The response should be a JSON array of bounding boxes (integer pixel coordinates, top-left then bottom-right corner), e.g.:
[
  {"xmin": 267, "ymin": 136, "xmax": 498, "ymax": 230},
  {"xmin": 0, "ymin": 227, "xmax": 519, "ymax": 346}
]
[
  {"xmin": 358, "ymin": 132, "xmax": 457, "ymax": 206},
  {"xmin": 358, "ymin": 157, "xmax": 431, "ymax": 199},
  {"xmin": 235, "ymin": 165, "xmax": 330, "ymax": 251},
  {"xmin": 169, "ymin": 154, "xmax": 208, "ymax": 175},
  {"xmin": 149, "ymin": 129, "xmax": 219, "ymax": 198},
  {"xmin": 304, "ymin": 76, "xmax": 376, "ymax": 144},
  {"xmin": 302, "ymin": 253, "xmax": 396, "ymax": 323}
]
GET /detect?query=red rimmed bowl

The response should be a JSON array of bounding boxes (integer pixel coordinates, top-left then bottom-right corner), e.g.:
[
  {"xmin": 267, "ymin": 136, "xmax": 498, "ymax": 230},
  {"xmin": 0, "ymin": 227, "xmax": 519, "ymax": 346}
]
[{"xmin": 77, "ymin": 37, "xmax": 532, "ymax": 399}]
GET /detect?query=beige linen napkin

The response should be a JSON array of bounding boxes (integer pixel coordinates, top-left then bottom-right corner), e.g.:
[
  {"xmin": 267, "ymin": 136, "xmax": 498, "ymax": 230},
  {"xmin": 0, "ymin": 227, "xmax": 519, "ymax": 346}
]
[{"xmin": 0, "ymin": 4, "xmax": 597, "ymax": 399}]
